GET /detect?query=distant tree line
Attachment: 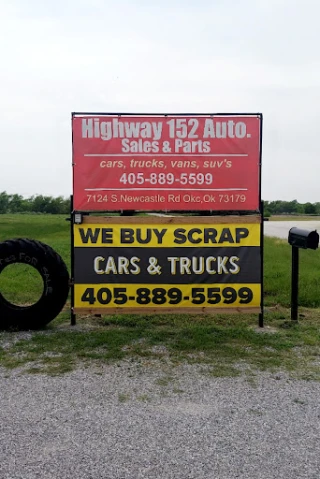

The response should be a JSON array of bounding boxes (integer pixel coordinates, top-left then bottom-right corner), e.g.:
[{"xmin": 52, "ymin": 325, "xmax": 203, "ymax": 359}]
[
  {"xmin": 264, "ymin": 200, "xmax": 320, "ymax": 216},
  {"xmin": 0, "ymin": 192, "xmax": 70, "ymax": 214},
  {"xmin": 0, "ymin": 192, "xmax": 319, "ymax": 216}
]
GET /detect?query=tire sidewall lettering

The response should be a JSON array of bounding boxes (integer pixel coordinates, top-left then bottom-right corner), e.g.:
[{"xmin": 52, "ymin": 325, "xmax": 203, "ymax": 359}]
[
  {"xmin": 0, "ymin": 255, "xmax": 39, "ymax": 271},
  {"xmin": 0, "ymin": 239, "xmax": 69, "ymax": 330},
  {"xmin": 0, "ymin": 255, "xmax": 17, "ymax": 269},
  {"xmin": 18, "ymin": 253, "xmax": 38, "ymax": 266},
  {"xmin": 40, "ymin": 266, "xmax": 53, "ymax": 295}
]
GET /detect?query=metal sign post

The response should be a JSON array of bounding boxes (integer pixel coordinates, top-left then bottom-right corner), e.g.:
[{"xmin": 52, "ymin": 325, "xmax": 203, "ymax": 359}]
[
  {"xmin": 288, "ymin": 227, "xmax": 319, "ymax": 322},
  {"xmin": 291, "ymin": 246, "xmax": 299, "ymax": 322}
]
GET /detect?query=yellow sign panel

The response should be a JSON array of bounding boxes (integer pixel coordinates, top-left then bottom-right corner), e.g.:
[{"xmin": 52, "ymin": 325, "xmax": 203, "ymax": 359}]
[
  {"xmin": 74, "ymin": 223, "xmax": 260, "ymax": 248},
  {"xmin": 74, "ymin": 283, "xmax": 261, "ymax": 309},
  {"xmin": 73, "ymin": 218, "xmax": 262, "ymax": 313}
]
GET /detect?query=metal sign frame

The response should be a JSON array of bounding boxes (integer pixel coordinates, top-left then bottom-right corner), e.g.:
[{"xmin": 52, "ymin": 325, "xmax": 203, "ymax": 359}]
[
  {"xmin": 69, "ymin": 213, "xmax": 263, "ymax": 320},
  {"xmin": 70, "ymin": 112, "xmax": 264, "ymax": 326},
  {"xmin": 71, "ymin": 112, "xmax": 263, "ymax": 214}
]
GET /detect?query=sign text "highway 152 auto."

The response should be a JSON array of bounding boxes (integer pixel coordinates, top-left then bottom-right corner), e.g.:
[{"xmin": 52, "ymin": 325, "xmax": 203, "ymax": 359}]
[{"xmin": 72, "ymin": 114, "xmax": 262, "ymax": 212}]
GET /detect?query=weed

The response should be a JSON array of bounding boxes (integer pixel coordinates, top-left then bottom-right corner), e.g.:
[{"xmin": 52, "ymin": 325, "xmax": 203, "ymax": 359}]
[{"xmin": 118, "ymin": 393, "xmax": 130, "ymax": 403}]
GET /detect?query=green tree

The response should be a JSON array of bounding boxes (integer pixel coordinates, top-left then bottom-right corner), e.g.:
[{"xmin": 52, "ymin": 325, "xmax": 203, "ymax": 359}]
[
  {"xmin": 304, "ymin": 202, "xmax": 317, "ymax": 215},
  {"xmin": 0, "ymin": 191, "xmax": 9, "ymax": 213},
  {"xmin": 8, "ymin": 194, "xmax": 24, "ymax": 213}
]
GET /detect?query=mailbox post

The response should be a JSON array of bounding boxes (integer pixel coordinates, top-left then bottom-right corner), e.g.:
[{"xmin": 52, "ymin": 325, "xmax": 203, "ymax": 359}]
[
  {"xmin": 290, "ymin": 246, "xmax": 299, "ymax": 321},
  {"xmin": 288, "ymin": 228, "xmax": 319, "ymax": 321}
]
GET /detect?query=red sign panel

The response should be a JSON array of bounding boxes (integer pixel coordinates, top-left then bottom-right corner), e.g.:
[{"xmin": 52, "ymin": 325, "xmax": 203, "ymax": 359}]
[{"xmin": 72, "ymin": 114, "xmax": 261, "ymax": 211}]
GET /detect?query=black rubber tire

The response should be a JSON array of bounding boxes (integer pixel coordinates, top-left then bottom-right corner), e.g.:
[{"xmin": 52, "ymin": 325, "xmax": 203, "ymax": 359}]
[{"xmin": 0, "ymin": 239, "xmax": 70, "ymax": 330}]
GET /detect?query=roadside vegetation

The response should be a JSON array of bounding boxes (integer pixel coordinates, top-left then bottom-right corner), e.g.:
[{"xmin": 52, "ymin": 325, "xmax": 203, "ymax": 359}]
[
  {"xmin": 1, "ymin": 192, "xmax": 320, "ymax": 217},
  {"xmin": 0, "ymin": 213, "xmax": 320, "ymax": 377},
  {"xmin": 264, "ymin": 199, "xmax": 320, "ymax": 216}
]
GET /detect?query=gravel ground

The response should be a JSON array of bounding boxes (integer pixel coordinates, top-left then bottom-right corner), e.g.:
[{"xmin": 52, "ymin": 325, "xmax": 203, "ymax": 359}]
[{"xmin": 1, "ymin": 361, "xmax": 320, "ymax": 479}]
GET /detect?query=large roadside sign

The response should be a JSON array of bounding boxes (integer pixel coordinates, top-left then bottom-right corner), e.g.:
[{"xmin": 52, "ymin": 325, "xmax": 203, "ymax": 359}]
[
  {"xmin": 73, "ymin": 216, "xmax": 261, "ymax": 314},
  {"xmin": 72, "ymin": 113, "xmax": 262, "ymax": 212}
]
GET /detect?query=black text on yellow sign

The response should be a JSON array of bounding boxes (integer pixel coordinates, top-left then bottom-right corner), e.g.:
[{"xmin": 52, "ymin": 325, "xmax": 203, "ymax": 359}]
[
  {"xmin": 74, "ymin": 223, "xmax": 260, "ymax": 248},
  {"xmin": 74, "ymin": 283, "xmax": 261, "ymax": 309}
]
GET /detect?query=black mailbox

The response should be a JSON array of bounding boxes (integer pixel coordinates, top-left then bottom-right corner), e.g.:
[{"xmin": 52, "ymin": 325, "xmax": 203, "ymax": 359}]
[{"xmin": 288, "ymin": 227, "xmax": 319, "ymax": 250}]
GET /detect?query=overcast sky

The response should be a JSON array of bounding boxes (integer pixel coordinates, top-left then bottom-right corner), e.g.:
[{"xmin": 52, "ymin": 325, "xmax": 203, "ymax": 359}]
[{"xmin": 0, "ymin": 0, "xmax": 319, "ymax": 202}]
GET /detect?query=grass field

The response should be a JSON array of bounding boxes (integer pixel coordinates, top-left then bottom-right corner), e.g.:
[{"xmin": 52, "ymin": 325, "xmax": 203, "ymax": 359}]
[
  {"xmin": 0, "ymin": 213, "xmax": 320, "ymax": 377},
  {"xmin": 0, "ymin": 215, "xmax": 70, "ymax": 306},
  {"xmin": 269, "ymin": 215, "xmax": 320, "ymax": 221},
  {"xmin": 1, "ymin": 213, "xmax": 319, "ymax": 308}
]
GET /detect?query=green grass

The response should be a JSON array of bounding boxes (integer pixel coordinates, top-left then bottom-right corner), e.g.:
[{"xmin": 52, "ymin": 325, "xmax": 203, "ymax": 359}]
[
  {"xmin": 0, "ymin": 214, "xmax": 70, "ymax": 267},
  {"xmin": 0, "ymin": 264, "xmax": 44, "ymax": 305},
  {"xmin": 1, "ymin": 213, "xmax": 319, "ymax": 308},
  {"xmin": 0, "ymin": 215, "xmax": 70, "ymax": 305},
  {"xmin": 269, "ymin": 215, "xmax": 320, "ymax": 221},
  {"xmin": 1, "ymin": 308, "xmax": 320, "ymax": 378},
  {"xmin": 0, "ymin": 213, "xmax": 320, "ymax": 377},
  {"xmin": 264, "ymin": 237, "xmax": 320, "ymax": 307}
]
